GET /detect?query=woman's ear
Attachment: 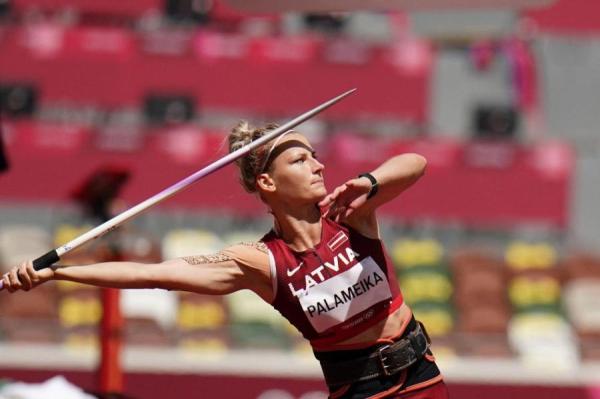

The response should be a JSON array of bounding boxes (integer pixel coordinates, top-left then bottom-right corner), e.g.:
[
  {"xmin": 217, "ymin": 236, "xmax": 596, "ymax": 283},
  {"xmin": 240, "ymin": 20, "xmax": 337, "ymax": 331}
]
[{"xmin": 256, "ymin": 173, "xmax": 276, "ymax": 193}]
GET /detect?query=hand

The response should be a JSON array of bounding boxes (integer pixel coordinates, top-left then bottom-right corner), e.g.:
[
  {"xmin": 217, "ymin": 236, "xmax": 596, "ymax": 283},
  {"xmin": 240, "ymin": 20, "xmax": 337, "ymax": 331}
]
[
  {"xmin": 1, "ymin": 260, "xmax": 54, "ymax": 293},
  {"xmin": 318, "ymin": 176, "xmax": 372, "ymax": 221}
]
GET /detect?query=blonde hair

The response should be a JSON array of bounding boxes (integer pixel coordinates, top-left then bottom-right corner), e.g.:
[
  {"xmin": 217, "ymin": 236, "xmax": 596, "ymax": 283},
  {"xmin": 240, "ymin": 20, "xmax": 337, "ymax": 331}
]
[{"xmin": 228, "ymin": 121, "xmax": 279, "ymax": 193}]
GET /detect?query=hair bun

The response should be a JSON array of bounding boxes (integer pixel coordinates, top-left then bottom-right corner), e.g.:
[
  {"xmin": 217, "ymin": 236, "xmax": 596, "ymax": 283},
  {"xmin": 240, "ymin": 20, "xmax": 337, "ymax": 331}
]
[
  {"xmin": 228, "ymin": 121, "xmax": 279, "ymax": 193},
  {"xmin": 228, "ymin": 121, "xmax": 255, "ymax": 153}
]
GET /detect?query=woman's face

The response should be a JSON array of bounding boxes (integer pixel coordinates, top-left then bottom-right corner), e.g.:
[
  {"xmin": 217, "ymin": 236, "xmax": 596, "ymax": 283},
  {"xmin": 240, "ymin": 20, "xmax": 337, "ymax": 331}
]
[{"xmin": 260, "ymin": 133, "xmax": 326, "ymax": 204}]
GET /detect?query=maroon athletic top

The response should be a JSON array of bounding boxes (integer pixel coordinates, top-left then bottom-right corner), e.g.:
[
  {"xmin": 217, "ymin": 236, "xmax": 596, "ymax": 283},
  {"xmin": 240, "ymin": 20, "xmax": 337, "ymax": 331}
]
[{"xmin": 262, "ymin": 217, "xmax": 403, "ymax": 349}]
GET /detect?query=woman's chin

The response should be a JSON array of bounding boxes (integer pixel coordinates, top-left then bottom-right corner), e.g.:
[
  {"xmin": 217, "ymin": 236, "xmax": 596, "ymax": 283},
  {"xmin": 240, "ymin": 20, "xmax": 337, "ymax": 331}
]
[{"xmin": 314, "ymin": 187, "xmax": 328, "ymax": 200}]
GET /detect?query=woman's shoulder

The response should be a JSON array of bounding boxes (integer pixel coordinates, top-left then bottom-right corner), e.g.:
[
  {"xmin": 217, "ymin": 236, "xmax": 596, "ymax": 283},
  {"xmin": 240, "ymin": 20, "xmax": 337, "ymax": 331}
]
[
  {"xmin": 221, "ymin": 241, "xmax": 270, "ymax": 272},
  {"xmin": 221, "ymin": 241, "xmax": 274, "ymax": 302},
  {"xmin": 228, "ymin": 240, "xmax": 268, "ymax": 254}
]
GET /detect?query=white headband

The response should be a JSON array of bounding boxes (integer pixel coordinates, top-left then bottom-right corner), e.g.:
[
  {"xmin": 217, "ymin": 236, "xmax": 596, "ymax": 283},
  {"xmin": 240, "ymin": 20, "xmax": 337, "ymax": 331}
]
[{"xmin": 259, "ymin": 129, "xmax": 295, "ymax": 173}]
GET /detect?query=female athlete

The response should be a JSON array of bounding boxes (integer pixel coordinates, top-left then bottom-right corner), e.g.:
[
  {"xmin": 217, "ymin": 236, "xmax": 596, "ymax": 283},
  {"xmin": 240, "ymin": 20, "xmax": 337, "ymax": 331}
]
[{"xmin": 3, "ymin": 122, "xmax": 450, "ymax": 399}]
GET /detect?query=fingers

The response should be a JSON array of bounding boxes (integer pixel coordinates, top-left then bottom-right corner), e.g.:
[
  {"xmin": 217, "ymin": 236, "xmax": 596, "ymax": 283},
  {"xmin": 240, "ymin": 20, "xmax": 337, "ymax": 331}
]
[
  {"xmin": 7, "ymin": 267, "xmax": 21, "ymax": 292},
  {"xmin": 18, "ymin": 262, "xmax": 33, "ymax": 291},
  {"xmin": 2, "ymin": 261, "xmax": 36, "ymax": 293},
  {"xmin": 318, "ymin": 193, "xmax": 335, "ymax": 209},
  {"xmin": 318, "ymin": 184, "xmax": 347, "ymax": 208},
  {"xmin": 346, "ymin": 177, "xmax": 372, "ymax": 194},
  {"xmin": 320, "ymin": 183, "xmax": 356, "ymax": 221},
  {"xmin": 320, "ymin": 179, "xmax": 370, "ymax": 219}
]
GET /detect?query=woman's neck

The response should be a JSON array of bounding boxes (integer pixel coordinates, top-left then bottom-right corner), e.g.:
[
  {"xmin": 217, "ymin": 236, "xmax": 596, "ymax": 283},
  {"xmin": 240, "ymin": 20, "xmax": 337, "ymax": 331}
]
[{"xmin": 271, "ymin": 203, "xmax": 322, "ymax": 252}]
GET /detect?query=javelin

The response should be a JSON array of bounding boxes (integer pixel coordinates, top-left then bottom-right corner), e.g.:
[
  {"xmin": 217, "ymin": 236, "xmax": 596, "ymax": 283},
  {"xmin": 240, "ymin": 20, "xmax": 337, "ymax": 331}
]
[{"xmin": 0, "ymin": 88, "xmax": 356, "ymax": 291}]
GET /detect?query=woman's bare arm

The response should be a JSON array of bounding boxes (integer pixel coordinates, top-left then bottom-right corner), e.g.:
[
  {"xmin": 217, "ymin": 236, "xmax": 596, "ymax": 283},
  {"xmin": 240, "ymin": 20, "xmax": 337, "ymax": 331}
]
[
  {"xmin": 354, "ymin": 153, "xmax": 427, "ymax": 212},
  {"xmin": 53, "ymin": 257, "xmax": 246, "ymax": 294},
  {"xmin": 2, "ymin": 244, "xmax": 273, "ymax": 301}
]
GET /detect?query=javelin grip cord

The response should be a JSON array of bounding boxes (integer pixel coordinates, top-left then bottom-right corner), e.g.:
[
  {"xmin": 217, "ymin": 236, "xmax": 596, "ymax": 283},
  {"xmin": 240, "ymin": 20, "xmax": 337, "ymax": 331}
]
[{"xmin": 33, "ymin": 250, "xmax": 61, "ymax": 271}]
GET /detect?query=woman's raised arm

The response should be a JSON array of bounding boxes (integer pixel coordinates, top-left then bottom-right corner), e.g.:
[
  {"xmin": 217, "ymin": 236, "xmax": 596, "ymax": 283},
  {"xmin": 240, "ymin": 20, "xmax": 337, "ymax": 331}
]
[{"xmin": 319, "ymin": 153, "xmax": 427, "ymax": 223}]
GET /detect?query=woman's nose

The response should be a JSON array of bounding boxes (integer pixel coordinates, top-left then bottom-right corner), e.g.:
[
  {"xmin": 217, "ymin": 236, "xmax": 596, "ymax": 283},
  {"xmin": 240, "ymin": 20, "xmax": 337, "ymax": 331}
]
[{"xmin": 312, "ymin": 158, "xmax": 324, "ymax": 173}]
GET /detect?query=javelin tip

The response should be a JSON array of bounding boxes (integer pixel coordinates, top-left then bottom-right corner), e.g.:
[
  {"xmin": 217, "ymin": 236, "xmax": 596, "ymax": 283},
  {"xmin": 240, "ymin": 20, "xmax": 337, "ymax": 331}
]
[{"xmin": 318, "ymin": 88, "xmax": 356, "ymax": 109}]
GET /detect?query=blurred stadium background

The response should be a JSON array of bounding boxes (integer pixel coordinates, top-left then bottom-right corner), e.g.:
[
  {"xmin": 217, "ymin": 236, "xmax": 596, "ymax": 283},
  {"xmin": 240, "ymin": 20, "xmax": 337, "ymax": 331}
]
[{"xmin": 1, "ymin": 0, "xmax": 600, "ymax": 398}]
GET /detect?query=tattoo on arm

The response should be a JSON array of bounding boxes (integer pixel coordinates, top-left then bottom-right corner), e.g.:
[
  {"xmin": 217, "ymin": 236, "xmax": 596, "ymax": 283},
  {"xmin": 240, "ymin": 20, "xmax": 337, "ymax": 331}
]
[
  {"xmin": 182, "ymin": 252, "xmax": 233, "ymax": 265},
  {"xmin": 181, "ymin": 241, "xmax": 268, "ymax": 265}
]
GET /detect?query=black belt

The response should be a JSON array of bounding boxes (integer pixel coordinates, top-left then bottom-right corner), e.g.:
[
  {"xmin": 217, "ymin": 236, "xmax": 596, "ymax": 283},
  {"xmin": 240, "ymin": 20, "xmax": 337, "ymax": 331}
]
[{"xmin": 317, "ymin": 320, "xmax": 431, "ymax": 387}]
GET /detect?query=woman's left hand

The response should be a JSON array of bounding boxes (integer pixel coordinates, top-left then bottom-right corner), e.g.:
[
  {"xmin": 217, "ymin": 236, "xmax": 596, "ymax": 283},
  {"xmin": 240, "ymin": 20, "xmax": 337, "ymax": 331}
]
[{"xmin": 319, "ymin": 177, "xmax": 372, "ymax": 221}]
